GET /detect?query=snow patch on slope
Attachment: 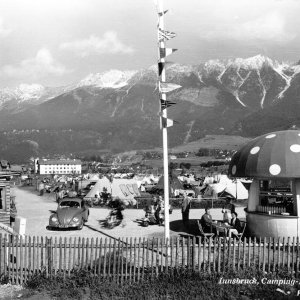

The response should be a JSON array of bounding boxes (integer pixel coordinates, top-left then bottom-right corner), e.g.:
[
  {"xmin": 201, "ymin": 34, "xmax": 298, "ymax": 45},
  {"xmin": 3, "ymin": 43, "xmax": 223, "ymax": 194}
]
[
  {"xmin": 15, "ymin": 84, "xmax": 45, "ymax": 101},
  {"xmin": 78, "ymin": 70, "xmax": 137, "ymax": 89}
]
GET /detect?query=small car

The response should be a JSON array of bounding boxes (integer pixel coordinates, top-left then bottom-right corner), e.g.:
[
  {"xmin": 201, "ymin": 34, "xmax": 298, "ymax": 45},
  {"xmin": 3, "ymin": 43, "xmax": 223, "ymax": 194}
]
[{"xmin": 49, "ymin": 199, "xmax": 89, "ymax": 230}]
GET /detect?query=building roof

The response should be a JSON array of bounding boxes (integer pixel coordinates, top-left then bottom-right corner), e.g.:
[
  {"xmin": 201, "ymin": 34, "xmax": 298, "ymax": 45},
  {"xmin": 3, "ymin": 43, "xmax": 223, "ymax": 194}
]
[
  {"xmin": 228, "ymin": 130, "xmax": 300, "ymax": 178},
  {"xmin": 39, "ymin": 159, "xmax": 82, "ymax": 165}
]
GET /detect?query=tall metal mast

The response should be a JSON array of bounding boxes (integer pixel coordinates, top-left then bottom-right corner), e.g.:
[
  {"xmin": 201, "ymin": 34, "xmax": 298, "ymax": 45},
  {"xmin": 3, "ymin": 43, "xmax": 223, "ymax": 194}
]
[{"xmin": 155, "ymin": 0, "xmax": 180, "ymax": 240}]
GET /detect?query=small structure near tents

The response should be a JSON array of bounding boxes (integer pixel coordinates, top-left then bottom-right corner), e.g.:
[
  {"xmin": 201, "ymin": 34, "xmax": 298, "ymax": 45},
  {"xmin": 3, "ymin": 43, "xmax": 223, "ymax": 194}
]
[
  {"xmin": 0, "ymin": 178, "xmax": 14, "ymax": 226},
  {"xmin": 228, "ymin": 129, "xmax": 300, "ymax": 238}
]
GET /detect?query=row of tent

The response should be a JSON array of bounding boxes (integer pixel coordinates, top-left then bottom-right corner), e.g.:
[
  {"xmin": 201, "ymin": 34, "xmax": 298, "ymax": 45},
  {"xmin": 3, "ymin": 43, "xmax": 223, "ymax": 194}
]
[
  {"xmin": 84, "ymin": 177, "xmax": 140, "ymax": 201},
  {"xmin": 155, "ymin": 174, "xmax": 249, "ymax": 200},
  {"xmin": 83, "ymin": 173, "xmax": 250, "ymax": 201}
]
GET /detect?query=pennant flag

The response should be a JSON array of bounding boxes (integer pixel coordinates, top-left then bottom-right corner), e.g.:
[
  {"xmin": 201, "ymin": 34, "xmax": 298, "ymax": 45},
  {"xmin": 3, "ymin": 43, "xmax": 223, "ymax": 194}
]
[
  {"xmin": 159, "ymin": 82, "xmax": 181, "ymax": 93},
  {"xmin": 159, "ymin": 47, "xmax": 177, "ymax": 59},
  {"xmin": 158, "ymin": 28, "xmax": 176, "ymax": 42},
  {"xmin": 158, "ymin": 62, "xmax": 164, "ymax": 76},
  {"xmin": 160, "ymin": 99, "xmax": 176, "ymax": 109},
  {"xmin": 161, "ymin": 116, "xmax": 174, "ymax": 128},
  {"xmin": 158, "ymin": 9, "xmax": 168, "ymax": 17}
]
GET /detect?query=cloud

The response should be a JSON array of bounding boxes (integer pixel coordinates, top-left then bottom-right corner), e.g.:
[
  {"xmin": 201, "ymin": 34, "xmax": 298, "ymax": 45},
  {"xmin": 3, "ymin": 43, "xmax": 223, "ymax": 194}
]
[
  {"xmin": 0, "ymin": 18, "xmax": 11, "ymax": 37},
  {"xmin": 0, "ymin": 48, "xmax": 68, "ymax": 80},
  {"xmin": 60, "ymin": 31, "xmax": 135, "ymax": 57},
  {"xmin": 203, "ymin": 12, "xmax": 296, "ymax": 43}
]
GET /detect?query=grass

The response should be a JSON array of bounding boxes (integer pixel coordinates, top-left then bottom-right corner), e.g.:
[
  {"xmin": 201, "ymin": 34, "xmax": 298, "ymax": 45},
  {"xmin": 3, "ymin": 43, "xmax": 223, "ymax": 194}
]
[{"xmin": 23, "ymin": 267, "xmax": 300, "ymax": 300}]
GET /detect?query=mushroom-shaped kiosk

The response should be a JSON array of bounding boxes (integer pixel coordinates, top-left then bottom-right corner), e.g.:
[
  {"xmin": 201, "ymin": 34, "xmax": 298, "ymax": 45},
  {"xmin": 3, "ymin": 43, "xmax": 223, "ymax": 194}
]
[{"xmin": 228, "ymin": 130, "xmax": 300, "ymax": 238}]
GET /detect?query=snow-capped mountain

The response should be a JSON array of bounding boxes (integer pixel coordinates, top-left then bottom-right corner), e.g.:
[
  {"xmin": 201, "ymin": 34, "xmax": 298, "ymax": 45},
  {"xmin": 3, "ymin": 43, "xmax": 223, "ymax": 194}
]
[
  {"xmin": 77, "ymin": 69, "xmax": 138, "ymax": 88},
  {"xmin": 0, "ymin": 83, "xmax": 70, "ymax": 108},
  {"xmin": 1, "ymin": 54, "xmax": 298, "ymax": 110},
  {"xmin": 0, "ymin": 54, "xmax": 299, "ymax": 162}
]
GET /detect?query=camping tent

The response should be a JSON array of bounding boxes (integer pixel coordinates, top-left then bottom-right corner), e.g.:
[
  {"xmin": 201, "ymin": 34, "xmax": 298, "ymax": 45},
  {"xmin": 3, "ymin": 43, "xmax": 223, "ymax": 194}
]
[
  {"xmin": 223, "ymin": 180, "xmax": 248, "ymax": 200},
  {"xmin": 84, "ymin": 177, "xmax": 111, "ymax": 199},
  {"xmin": 155, "ymin": 174, "xmax": 184, "ymax": 196},
  {"xmin": 89, "ymin": 174, "xmax": 100, "ymax": 180},
  {"xmin": 111, "ymin": 178, "xmax": 140, "ymax": 204},
  {"xmin": 202, "ymin": 174, "xmax": 249, "ymax": 200}
]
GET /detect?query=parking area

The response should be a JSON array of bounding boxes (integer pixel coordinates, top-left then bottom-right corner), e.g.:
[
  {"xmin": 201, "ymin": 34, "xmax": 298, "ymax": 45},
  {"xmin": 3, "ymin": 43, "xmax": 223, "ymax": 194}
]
[{"xmin": 13, "ymin": 185, "xmax": 246, "ymax": 240}]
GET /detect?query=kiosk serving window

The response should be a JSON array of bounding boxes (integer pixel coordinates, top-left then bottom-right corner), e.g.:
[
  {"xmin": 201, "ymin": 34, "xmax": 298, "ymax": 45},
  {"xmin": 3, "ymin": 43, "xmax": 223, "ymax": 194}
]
[{"xmin": 258, "ymin": 179, "xmax": 294, "ymax": 215}]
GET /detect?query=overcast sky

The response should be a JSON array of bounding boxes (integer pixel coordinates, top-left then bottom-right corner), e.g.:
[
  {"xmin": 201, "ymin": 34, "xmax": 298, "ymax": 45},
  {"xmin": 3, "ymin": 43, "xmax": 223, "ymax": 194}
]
[{"xmin": 1, "ymin": 0, "xmax": 300, "ymax": 88}]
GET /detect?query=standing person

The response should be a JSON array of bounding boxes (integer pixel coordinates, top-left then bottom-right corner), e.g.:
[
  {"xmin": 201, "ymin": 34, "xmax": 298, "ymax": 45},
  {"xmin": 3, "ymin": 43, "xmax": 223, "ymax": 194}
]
[
  {"xmin": 221, "ymin": 206, "xmax": 232, "ymax": 224},
  {"xmin": 200, "ymin": 207, "xmax": 213, "ymax": 233},
  {"xmin": 155, "ymin": 196, "xmax": 164, "ymax": 225},
  {"xmin": 38, "ymin": 182, "xmax": 45, "ymax": 196},
  {"xmin": 181, "ymin": 194, "xmax": 192, "ymax": 228}
]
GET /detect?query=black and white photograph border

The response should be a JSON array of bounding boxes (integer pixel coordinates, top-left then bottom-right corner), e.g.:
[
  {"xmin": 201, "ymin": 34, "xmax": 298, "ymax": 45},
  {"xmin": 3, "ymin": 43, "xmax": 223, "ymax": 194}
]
[{"xmin": 0, "ymin": 0, "xmax": 300, "ymax": 299}]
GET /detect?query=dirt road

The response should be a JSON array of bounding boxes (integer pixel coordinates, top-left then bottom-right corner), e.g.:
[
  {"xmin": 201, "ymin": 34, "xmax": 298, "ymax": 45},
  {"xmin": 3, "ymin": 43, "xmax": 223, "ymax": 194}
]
[{"xmin": 13, "ymin": 185, "xmax": 246, "ymax": 240}]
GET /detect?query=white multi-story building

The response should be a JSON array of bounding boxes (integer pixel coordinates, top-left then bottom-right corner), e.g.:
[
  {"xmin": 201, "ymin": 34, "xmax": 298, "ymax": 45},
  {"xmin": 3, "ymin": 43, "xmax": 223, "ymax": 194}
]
[{"xmin": 36, "ymin": 159, "xmax": 82, "ymax": 175}]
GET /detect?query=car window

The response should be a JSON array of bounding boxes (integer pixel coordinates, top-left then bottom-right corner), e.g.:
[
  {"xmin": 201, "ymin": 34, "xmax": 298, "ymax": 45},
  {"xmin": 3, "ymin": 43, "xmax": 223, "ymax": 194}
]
[{"xmin": 60, "ymin": 201, "xmax": 80, "ymax": 208}]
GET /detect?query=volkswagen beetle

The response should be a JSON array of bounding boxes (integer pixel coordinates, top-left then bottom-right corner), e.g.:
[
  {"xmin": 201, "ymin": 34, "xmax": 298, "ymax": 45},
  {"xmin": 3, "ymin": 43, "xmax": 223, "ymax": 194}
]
[{"xmin": 49, "ymin": 199, "xmax": 89, "ymax": 230}]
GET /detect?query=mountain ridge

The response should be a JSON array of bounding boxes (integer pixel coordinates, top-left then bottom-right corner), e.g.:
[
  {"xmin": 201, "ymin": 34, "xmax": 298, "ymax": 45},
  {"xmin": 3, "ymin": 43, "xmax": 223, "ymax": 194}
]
[{"xmin": 0, "ymin": 54, "xmax": 299, "ymax": 163}]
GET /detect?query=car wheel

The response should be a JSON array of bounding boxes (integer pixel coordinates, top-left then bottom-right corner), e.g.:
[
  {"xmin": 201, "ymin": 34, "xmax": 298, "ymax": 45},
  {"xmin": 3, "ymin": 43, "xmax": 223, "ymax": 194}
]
[{"xmin": 77, "ymin": 219, "xmax": 84, "ymax": 230}]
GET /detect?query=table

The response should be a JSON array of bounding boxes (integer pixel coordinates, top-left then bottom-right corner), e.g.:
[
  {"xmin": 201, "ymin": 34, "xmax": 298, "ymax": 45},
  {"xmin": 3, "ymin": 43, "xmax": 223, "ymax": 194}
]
[{"xmin": 211, "ymin": 221, "xmax": 233, "ymax": 237}]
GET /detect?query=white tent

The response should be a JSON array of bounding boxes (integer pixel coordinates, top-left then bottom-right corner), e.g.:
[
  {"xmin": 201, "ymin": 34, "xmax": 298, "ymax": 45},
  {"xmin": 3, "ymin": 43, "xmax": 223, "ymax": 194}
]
[
  {"xmin": 84, "ymin": 177, "xmax": 111, "ymax": 199},
  {"xmin": 224, "ymin": 180, "xmax": 248, "ymax": 200},
  {"xmin": 88, "ymin": 174, "xmax": 100, "ymax": 180},
  {"xmin": 111, "ymin": 178, "xmax": 140, "ymax": 203},
  {"xmin": 203, "ymin": 174, "xmax": 249, "ymax": 200}
]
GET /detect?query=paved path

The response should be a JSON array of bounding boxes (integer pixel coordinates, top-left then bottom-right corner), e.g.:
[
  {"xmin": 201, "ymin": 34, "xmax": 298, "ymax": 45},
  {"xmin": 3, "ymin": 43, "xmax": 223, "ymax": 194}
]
[{"xmin": 13, "ymin": 185, "xmax": 246, "ymax": 240}]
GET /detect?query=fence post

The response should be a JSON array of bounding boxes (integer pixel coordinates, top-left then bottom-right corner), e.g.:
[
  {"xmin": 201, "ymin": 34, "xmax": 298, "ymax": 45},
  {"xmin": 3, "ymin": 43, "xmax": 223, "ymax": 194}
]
[
  {"xmin": 232, "ymin": 237, "xmax": 236, "ymax": 272},
  {"xmin": 287, "ymin": 237, "xmax": 291, "ymax": 274},
  {"xmin": 297, "ymin": 237, "xmax": 299, "ymax": 277},
  {"xmin": 192, "ymin": 237, "xmax": 196, "ymax": 271},
  {"xmin": 282, "ymin": 237, "xmax": 286, "ymax": 268},
  {"xmin": 248, "ymin": 236, "xmax": 251, "ymax": 268},
  {"xmin": 47, "ymin": 237, "xmax": 52, "ymax": 278},
  {"xmin": 292, "ymin": 237, "xmax": 295, "ymax": 276},
  {"xmin": 253, "ymin": 237, "xmax": 256, "ymax": 269},
  {"xmin": 222, "ymin": 236, "xmax": 226, "ymax": 274},
  {"xmin": 227, "ymin": 237, "xmax": 231, "ymax": 272},
  {"xmin": 187, "ymin": 236, "xmax": 190, "ymax": 270},
  {"xmin": 262, "ymin": 237, "xmax": 266, "ymax": 273}
]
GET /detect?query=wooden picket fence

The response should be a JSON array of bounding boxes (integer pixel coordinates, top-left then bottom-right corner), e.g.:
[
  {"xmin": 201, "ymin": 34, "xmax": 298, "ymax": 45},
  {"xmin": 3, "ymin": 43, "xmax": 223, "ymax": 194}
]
[{"xmin": 1, "ymin": 234, "xmax": 300, "ymax": 284}]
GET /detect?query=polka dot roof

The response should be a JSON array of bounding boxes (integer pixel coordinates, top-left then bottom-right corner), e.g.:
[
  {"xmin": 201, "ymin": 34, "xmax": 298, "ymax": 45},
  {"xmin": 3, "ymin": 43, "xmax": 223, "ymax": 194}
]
[{"xmin": 228, "ymin": 130, "xmax": 300, "ymax": 178}]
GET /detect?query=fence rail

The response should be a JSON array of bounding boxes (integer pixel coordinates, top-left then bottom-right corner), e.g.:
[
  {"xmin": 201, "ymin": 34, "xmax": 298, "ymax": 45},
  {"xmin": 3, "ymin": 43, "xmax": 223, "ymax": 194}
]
[{"xmin": 1, "ymin": 234, "xmax": 300, "ymax": 284}]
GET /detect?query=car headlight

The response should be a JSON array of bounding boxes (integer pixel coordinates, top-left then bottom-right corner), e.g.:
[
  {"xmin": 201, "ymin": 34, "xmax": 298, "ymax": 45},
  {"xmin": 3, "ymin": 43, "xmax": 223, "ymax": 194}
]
[
  {"xmin": 72, "ymin": 217, "xmax": 80, "ymax": 223},
  {"xmin": 51, "ymin": 216, "xmax": 58, "ymax": 222}
]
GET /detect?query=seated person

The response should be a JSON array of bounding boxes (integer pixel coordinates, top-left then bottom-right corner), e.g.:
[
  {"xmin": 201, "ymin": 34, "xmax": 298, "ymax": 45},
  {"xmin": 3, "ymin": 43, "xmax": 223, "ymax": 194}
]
[
  {"xmin": 228, "ymin": 212, "xmax": 243, "ymax": 238},
  {"xmin": 201, "ymin": 207, "xmax": 213, "ymax": 233}
]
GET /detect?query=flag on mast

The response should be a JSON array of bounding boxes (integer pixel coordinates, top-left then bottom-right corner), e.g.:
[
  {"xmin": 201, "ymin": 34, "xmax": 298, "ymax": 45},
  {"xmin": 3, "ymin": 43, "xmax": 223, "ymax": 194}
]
[
  {"xmin": 160, "ymin": 99, "xmax": 176, "ymax": 109},
  {"xmin": 159, "ymin": 47, "xmax": 177, "ymax": 59},
  {"xmin": 158, "ymin": 62, "xmax": 164, "ymax": 77},
  {"xmin": 161, "ymin": 116, "xmax": 174, "ymax": 128},
  {"xmin": 159, "ymin": 81, "xmax": 181, "ymax": 93},
  {"xmin": 158, "ymin": 28, "xmax": 176, "ymax": 42},
  {"xmin": 158, "ymin": 9, "xmax": 168, "ymax": 16}
]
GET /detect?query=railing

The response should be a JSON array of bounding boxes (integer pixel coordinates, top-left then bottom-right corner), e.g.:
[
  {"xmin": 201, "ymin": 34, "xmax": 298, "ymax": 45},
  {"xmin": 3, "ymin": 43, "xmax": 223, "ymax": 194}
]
[{"xmin": 1, "ymin": 234, "xmax": 300, "ymax": 284}]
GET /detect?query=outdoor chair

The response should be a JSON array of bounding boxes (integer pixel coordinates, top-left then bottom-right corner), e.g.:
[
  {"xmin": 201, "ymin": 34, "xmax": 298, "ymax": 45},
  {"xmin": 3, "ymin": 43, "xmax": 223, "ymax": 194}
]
[{"xmin": 197, "ymin": 220, "xmax": 214, "ymax": 242}]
